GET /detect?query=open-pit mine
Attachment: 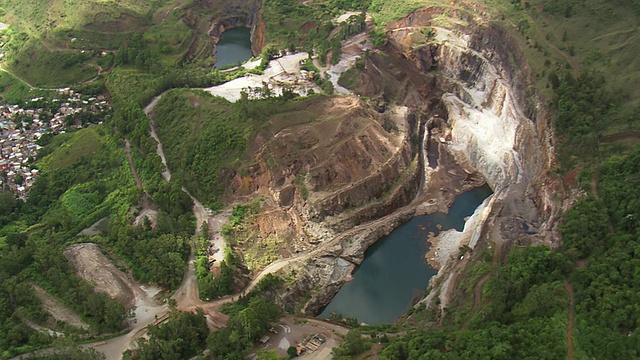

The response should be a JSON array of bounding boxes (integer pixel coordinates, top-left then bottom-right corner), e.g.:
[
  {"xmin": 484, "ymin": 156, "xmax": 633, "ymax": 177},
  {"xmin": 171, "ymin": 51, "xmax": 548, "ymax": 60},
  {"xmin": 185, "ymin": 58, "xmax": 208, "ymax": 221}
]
[
  {"xmin": 67, "ymin": 5, "xmax": 563, "ymax": 358},
  {"xmin": 164, "ymin": 5, "xmax": 562, "ymax": 323}
]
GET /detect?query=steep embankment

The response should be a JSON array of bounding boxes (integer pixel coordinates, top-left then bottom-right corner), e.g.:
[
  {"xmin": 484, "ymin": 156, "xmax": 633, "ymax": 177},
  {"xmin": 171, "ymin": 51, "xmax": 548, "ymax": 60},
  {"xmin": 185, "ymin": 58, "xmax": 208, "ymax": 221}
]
[
  {"xmin": 182, "ymin": 0, "xmax": 265, "ymax": 58},
  {"xmin": 136, "ymin": 6, "xmax": 559, "ymax": 322},
  {"xmin": 392, "ymin": 16, "xmax": 561, "ymax": 311},
  {"xmin": 275, "ymin": 10, "xmax": 561, "ymax": 315}
]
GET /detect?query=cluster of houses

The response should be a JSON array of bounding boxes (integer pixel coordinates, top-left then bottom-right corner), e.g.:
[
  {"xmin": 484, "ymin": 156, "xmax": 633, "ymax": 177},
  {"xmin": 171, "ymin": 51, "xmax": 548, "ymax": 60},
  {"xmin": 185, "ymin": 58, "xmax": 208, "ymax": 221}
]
[{"xmin": 0, "ymin": 89, "xmax": 109, "ymax": 198}]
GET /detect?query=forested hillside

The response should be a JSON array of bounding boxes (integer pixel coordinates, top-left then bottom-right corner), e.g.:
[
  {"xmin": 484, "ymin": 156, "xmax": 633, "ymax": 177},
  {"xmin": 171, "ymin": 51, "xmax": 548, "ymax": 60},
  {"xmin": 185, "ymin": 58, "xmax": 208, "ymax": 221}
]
[
  {"xmin": 0, "ymin": 0, "xmax": 638, "ymax": 359},
  {"xmin": 372, "ymin": 0, "xmax": 640, "ymax": 358}
]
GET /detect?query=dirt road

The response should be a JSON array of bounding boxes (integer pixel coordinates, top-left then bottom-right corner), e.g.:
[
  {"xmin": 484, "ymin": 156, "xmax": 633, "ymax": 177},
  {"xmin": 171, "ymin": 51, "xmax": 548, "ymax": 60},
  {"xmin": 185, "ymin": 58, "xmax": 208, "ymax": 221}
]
[
  {"xmin": 125, "ymin": 140, "xmax": 143, "ymax": 188},
  {"xmin": 182, "ymin": 187, "xmax": 210, "ymax": 236},
  {"xmin": 148, "ymin": 123, "xmax": 171, "ymax": 181},
  {"xmin": 172, "ymin": 250, "xmax": 203, "ymax": 309},
  {"xmin": 260, "ymin": 316, "xmax": 348, "ymax": 359},
  {"xmin": 564, "ymin": 280, "xmax": 575, "ymax": 360},
  {"xmin": 85, "ymin": 287, "xmax": 166, "ymax": 360}
]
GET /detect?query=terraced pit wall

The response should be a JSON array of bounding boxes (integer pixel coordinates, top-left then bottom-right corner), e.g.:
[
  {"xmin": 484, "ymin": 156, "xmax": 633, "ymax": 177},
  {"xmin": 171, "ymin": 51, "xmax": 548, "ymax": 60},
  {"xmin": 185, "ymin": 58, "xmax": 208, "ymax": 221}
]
[{"xmin": 282, "ymin": 17, "xmax": 563, "ymax": 315}]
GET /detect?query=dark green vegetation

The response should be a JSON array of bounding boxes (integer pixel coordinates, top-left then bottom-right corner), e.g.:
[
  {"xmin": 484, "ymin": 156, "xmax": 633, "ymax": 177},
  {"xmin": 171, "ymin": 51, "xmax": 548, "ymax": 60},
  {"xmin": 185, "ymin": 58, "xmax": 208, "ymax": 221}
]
[
  {"xmin": 0, "ymin": 123, "xmax": 194, "ymax": 358},
  {"xmin": 0, "ymin": 127, "xmax": 134, "ymax": 357},
  {"xmin": 379, "ymin": 246, "xmax": 570, "ymax": 359},
  {"xmin": 152, "ymin": 90, "xmax": 254, "ymax": 209},
  {"xmin": 101, "ymin": 223, "xmax": 192, "ymax": 290},
  {"xmin": 378, "ymin": 148, "xmax": 640, "ymax": 359},
  {"xmin": 197, "ymin": 247, "xmax": 244, "ymax": 300},
  {"xmin": 332, "ymin": 329, "xmax": 372, "ymax": 358},
  {"xmin": 209, "ymin": 296, "xmax": 282, "ymax": 359},
  {"xmin": 0, "ymin": 0, "xmax": 639, "ymax": 359},
  {"xmin": 123, "ymin": 310, "xmax": 209, "ymax": 360}
]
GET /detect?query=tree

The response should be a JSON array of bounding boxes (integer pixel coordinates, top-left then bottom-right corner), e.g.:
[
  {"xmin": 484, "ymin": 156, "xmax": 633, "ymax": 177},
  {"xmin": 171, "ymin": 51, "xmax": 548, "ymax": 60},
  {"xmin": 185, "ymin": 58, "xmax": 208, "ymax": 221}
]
[
  {"xmin": 287, "ymin": 346, "xmax": 298, "ymax": 358},
  {"xmin": 0, "ymin": 192, "xmax": 17, "ymax": 215},
  {"xmin": 124, "ymin": 310, "xmax": 208, "ymax": 360},
  {"xmin": 332, "ymin": 329, "xmax": 370, "ymax": 357}
]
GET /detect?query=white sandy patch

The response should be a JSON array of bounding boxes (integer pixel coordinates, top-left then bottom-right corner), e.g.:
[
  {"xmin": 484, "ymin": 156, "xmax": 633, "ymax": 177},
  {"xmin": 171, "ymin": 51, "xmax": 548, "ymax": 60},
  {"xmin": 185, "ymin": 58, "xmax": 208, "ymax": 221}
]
[
  {"xmin": 205, "ymin": 31, "xmax": 371, "ymax": 102},
  {"xmin": 209, "ymin": 209, "xmax": 231, "ymax": 263},
  {"xmin": 325, "ymin": 32, "xmax": 372, "ymax": 95},
  {"xmin": 204, "ymin": 52, "xmax": 322, "ymax": 102},
  {"xmin": 335, "ymin": 11, "xmax": 361, "ymax": 23},
  {"xmin": 278, "ymin": 337, "xmax": 291, "ymax": 350},
  {"xmin": 242, "ymin": 58, "xmax": 262, "ymax": 70},
  {"xmin": 334, "ymin": 11, "xmax": 372, "ymax": 24},
  {"xmin": 426, "ymin": 194, "xmax": 494, "ymax": 268}
]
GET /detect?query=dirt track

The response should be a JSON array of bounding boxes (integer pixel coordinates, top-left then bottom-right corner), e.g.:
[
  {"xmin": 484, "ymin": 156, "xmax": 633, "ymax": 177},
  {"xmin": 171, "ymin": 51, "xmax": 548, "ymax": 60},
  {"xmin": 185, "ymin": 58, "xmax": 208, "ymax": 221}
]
[
  {"xmin": 171, "ymin": 250, "xmax": 203, "ymax": 309},
  {"xmin": 32, "ymin": 285, "xmax": 90, "ymax": 331},
  {"xmin": 64, "ymin": 243, "xmax": 138, "ymax": 309},
  {"xmin": 125, "ymin": 140, "xmax": 143, "ymax": 188},
  {"xmin": 564, "ymin": 280, "xmax": 575, "ymax": 360}
]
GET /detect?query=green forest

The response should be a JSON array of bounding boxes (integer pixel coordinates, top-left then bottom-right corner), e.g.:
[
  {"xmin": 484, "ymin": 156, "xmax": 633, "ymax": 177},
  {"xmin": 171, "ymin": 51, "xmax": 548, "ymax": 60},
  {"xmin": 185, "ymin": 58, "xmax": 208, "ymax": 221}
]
[
  {"xmin": 0, "ymin": 0, "xmax": 639, "ymax": 358},
  {"xmin": 377, "ymin": 147, "xmax": 640, "ymax": 359}
]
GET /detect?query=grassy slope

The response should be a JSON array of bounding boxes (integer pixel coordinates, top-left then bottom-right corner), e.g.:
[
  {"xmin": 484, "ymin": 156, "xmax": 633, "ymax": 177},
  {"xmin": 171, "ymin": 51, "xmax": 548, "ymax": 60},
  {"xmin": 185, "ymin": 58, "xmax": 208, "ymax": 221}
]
[
  {"xmin": 0, "ymin": 0, "xmax": 161, "ymax": 37},
  {"xmin": 152, "ymin": 89, "xmax": 318, "ymax": 208},
  {"xmin": 41, "ymin": 127, "xmax": 105, "ymax": 171},
  {"xmin": 0, "ymin": 0, "xmax": 175, "ymax": 87},
  {"xmin": 480, "ymin": 0, "xmax": 640, "ymax": 122}
]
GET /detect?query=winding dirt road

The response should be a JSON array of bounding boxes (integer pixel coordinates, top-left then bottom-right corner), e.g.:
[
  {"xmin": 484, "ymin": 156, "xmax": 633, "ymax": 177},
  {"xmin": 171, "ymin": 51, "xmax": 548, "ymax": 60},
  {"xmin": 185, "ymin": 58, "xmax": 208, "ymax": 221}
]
[{"xmin": 88, "ymin": 35, "xmax": 463, "ymax": 358}]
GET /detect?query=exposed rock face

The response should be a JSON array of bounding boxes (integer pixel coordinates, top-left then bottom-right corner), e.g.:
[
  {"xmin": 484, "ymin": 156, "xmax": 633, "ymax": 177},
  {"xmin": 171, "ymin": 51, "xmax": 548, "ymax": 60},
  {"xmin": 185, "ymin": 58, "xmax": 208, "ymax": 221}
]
[
  {"xmin": 435, "ymin": 30, "xmax": 545, "ymax": 191},
  {"xmin": 204, "ymin": 0, "xmax": 265, "ymax": 56},
  {"xmin": 390, "ymin": 20, "xmax": 561, "ymax": 312},
  {"xmin": 251, "ymin": 11, "xmax": 267, "ymax": 55},
  {"xmin": 276, "ymin": 13, "xmax": 561, "ymax": 315},
  {"xmin": 180, "ymin": 0, "xmax": 265, "ymax": 58},
  {"xmin": 250, "ymin": 96, "xmax": 419, "ymax": 224},
  {"xmin": 431, "ymin": 24, "xmax": 558, "ymax": 243},
  {"xmin": 192, "ymin": 6, "xmax": 559, "ymax": 318}
]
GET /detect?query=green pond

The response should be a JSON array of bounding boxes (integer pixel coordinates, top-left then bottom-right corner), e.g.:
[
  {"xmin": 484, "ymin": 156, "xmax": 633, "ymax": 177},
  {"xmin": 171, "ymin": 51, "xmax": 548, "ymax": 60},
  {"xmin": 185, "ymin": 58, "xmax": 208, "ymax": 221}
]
[
  {"xmin": 318, "ymin": 184, "xmax": 493, "ymax": 325},
  {"xmin": 213, "ymin": 27, "xmax": 253, "ymax": 68}
]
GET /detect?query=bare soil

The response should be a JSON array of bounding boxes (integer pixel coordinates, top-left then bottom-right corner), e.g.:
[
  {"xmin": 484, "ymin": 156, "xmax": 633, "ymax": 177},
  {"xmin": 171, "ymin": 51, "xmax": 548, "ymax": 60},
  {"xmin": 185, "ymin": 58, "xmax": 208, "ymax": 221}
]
[
  {"xmin": 64, "ymin": 243, "xmax": 137, "ymax": 309},
  {"xmin": 600, "ymin": 131, "xmax": 640, "ymax": 143},
  {"xmin": 32, "ymin": 284, "xmax": 90, "ymax": 330}
]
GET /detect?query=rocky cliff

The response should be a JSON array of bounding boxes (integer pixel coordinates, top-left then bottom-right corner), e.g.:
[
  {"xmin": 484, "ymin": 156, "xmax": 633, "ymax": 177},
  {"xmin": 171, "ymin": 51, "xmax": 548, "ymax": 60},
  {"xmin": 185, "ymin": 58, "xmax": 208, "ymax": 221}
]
[
  {"xmin": 392, "ymin": 17, "xmax": 562, "ymax": 313},
  {"xmin": 206, "ymin": 0, "xmax": 265, "ymax": 56},
  {"xmin": 275, "ymin": 11, "xmax": 562, "ymax": 316},
  {"xmin": 182, "ymin": 0, "xmax": 266, "ymax": 57},
  {"xmin": 185, "ymin": 4, "xmax": 560, "ymax": 318}
]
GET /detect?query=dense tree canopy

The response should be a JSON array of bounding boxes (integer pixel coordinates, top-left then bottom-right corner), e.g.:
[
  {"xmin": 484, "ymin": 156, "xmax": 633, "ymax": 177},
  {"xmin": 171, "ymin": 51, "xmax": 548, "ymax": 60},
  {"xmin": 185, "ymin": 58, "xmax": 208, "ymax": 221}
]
[{"xmin": 124, "ymin": 310, "xmax": 209, "ymax": 360}]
